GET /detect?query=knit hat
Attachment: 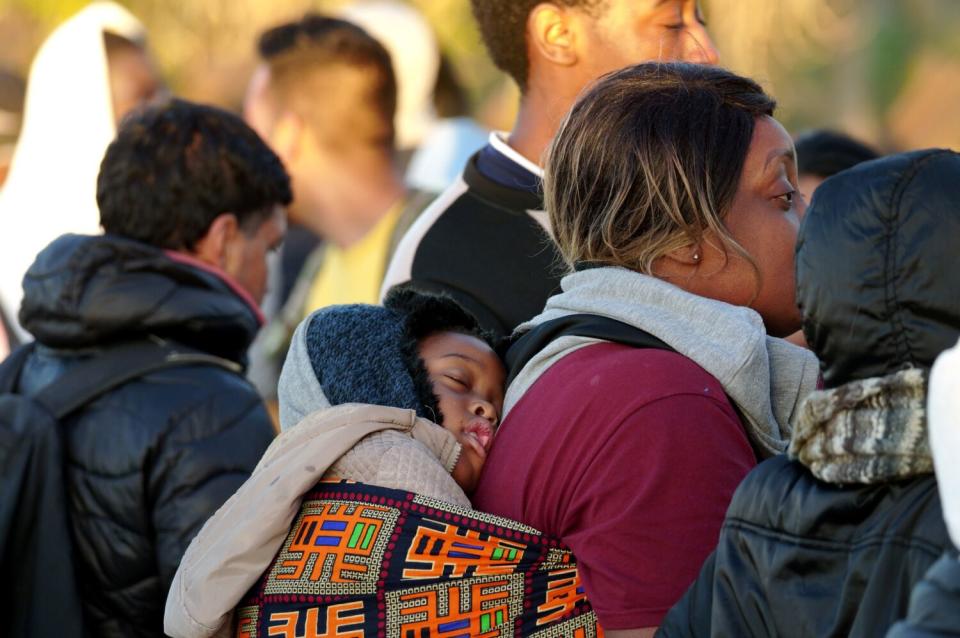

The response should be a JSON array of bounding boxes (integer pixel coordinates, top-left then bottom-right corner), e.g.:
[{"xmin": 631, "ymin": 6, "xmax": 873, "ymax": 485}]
[{"xmin": 277, "ymin": 286, "xmax": 488, "ymax": 431}]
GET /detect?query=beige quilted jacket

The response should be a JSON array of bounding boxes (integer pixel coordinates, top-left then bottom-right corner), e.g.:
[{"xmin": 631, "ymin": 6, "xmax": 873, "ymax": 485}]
[{"xmin": 164, "ymin": 404, "xmax": 466, "ymax": 638}]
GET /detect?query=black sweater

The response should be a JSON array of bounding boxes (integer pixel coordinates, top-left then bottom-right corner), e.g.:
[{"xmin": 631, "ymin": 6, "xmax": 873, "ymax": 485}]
[{"xmin": 383, "ymin": 152, "xmax": 563, "ymax": 337}]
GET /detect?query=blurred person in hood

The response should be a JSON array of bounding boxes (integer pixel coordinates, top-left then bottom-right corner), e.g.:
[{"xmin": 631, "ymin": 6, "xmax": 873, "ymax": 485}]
[{"xmin": 0, "ymin": 2, "xmax": 162, "ymax": 342}]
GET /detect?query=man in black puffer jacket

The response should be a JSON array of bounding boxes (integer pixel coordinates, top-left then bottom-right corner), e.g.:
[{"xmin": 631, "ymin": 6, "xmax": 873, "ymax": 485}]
[
  {"xmin": 14, "ymin": 98, "xmax": 290, "ymax": 637},
  {"xmin": 659, "ymin": 149, "xmax": 960, "ymax": 638}
]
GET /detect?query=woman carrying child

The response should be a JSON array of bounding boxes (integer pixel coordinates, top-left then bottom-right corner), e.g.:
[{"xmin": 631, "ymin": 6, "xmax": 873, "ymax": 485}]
[{"xmin": 473, "ymin": 62, "xmax": 820, "ymax": 637}]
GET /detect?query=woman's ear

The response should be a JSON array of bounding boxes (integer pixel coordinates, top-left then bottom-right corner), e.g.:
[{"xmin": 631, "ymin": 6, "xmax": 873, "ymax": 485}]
[
  {"xmin": 190, "ymin": 212, "xmax": 240, "ymax": 268},
  {"xmin": 653, "ymin": 241, "xmax": 705, "ymax": 280},
  {"xmin": 662, "ymin": 242, "xmax": 704, "ymax": 267},
  {"xmin": 528, "ymin": 3, "xmax": 579, "ymax": 68}
]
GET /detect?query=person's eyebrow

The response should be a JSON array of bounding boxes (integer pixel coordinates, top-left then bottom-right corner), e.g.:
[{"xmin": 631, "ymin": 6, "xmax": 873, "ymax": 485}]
[{"xmin": 765, "ymin": 147, "xmax": 796, "ymax": 170}]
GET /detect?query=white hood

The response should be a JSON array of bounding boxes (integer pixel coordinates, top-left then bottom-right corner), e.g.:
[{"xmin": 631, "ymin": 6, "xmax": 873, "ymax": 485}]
[{"xmin": 0, "ymin": 2, "xmax": 144, "ymax": 339}]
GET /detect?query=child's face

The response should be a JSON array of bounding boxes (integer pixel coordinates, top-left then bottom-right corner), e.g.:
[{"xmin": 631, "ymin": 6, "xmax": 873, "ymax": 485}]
[{"xmin": 419, "ymin": 331, "xmax": 506, "ymax": 494}]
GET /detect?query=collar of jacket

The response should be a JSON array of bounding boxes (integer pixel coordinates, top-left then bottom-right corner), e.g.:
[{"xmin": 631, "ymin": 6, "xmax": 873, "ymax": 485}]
[
  {"xmin": 789, "ymin": 367, "xmax": 932, "ymax": 484},
  {"xmin": 19, "ymin": 234, "xmax": 261, "ymax": 364}
]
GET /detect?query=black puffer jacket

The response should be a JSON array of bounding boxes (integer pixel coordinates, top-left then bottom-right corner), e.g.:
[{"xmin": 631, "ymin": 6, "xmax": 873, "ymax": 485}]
[
  {"xmin": 659, "ymin": 149, "xmax": 960, "ymax": 638},
  {"xmin": 659, "ymin": 457, "xmax": 950, "ymax": 637},
  {"xmin": 17, "ymin": 234, "xmax": 275, "ymax": 637}
]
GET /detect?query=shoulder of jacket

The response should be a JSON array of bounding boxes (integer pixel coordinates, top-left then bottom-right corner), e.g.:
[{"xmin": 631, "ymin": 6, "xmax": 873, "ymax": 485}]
[{"xmin": 724, "ymin": 455, "xmax": 805, "ymax": 521}]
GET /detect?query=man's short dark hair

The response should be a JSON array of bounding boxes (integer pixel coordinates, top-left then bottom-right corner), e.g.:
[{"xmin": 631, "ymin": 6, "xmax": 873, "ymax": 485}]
[
  {"xmin": 469, "ymin": 0, "xmax": 605, "ymax": 91},
  {"xmin": 257, "ymin": 14, "xmax": 396, "ymax": 148},
  {"xmin": 97, "ymin": 97, "xmax": 292, "ymax": 250},
  {"xmin": 795, "ymin": 129, "xmax": 881, "ymax": 179}
]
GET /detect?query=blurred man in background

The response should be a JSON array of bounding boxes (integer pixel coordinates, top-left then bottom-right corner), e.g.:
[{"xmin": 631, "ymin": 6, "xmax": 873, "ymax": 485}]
[
  {"xmin": 794, "ymin": 128, "xmax": 881, "ymax": 205},
  {"xmin": 12, "ymin": 98, "xmax": 286, "ymax": 636},
  {"xmin": 382, "ymin": 0, "xmax": 718, "ymax": 336},
  {"xmin": 0, "ymin": 2, "xmax": 162, "ymax": 342},
  {"xmin": 339, "ymin": 0, "xmax": 489, "ymax": 193},
  {"xmin": 243, "ymin": 14, "xmax": 434, "ymax": 401}
]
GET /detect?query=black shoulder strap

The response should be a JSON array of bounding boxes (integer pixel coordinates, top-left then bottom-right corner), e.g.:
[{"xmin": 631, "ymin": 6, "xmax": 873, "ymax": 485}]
[
  {"xmin": 31, "ymin": 339, "xmax": 242, "ymax": 420},
  {"xmin": 505, "ymin": 313, "xmax": 674, "ymax": 386}
]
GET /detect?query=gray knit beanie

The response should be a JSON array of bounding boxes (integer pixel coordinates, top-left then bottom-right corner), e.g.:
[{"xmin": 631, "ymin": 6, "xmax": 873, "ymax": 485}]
[{"xmin": 277, "ymin": 287, "xmax": 489, "ymax": 430}]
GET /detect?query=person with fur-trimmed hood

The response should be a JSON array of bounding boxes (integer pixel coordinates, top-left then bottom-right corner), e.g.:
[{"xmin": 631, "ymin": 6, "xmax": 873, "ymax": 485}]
[{"xmin": 659, "ymin": 149, "xmax": 960, "ymax": 638}]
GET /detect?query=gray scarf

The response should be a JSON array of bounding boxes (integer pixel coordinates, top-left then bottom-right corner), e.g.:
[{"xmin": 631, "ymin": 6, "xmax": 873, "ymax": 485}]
[
  {"xmin": 507, "ymin": 267, "xmax": 821, "ymax": 458},
  {"xmin": 790, "ymin": 368, "xmax": 932, "ymax": 484}
]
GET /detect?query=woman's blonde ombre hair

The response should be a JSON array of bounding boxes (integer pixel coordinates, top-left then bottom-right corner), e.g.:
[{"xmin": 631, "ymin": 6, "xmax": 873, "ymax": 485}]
[{"xmin": 545, "ymin": 62, "xmax": 776, "ymax": 275}]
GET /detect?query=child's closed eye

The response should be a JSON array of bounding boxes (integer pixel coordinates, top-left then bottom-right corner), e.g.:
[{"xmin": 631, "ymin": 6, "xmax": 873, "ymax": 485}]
[{"xmin": 444, "ymin": 374, "xmax": 468, "ymax": 388}]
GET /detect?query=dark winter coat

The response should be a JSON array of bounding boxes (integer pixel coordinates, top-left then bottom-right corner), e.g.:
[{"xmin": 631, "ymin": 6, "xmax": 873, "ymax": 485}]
[
  {"xmin": 887, "ymin": 550, "xmax": 960, "ymax": 637},
  {"xmin": 659, "ymin": 149, "xmax": 960, "ymax": 638},
  {"xmin": 16, "ymin": 234, "xmax": 275, "ymax": 637}
]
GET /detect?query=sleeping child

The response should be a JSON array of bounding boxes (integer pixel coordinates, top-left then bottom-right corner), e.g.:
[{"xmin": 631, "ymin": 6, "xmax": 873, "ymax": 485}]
[{"xmin": 165, "ymin": 288, "xmax": 507, "ymax": 637}]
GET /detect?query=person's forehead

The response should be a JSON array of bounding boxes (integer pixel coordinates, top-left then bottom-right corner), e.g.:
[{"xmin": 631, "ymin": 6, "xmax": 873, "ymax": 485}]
[
  {"xmin": 423, "ymin": 332, "xmax": 493, "ymax": 362},
  {"xmin": 748, "ymin": 117, "xmax": 795, "ymax": 163}
]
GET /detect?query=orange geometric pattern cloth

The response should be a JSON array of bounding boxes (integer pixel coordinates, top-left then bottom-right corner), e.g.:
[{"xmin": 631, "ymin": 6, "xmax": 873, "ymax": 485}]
[{"xmin": 237, "ymin": 481, "xmax": 603, "ymax": 637}]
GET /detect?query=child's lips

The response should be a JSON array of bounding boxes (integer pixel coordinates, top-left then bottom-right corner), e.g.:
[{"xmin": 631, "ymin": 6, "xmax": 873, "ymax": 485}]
[{"xmin": 463, "ymin": 418, "xmax": 494, "ymax": 455}]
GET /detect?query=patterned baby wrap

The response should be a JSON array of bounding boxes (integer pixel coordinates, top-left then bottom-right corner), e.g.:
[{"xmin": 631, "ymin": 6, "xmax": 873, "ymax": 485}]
[{"xmin": 236, "ymin": 480, "xmax": 603, "ymax": 637}]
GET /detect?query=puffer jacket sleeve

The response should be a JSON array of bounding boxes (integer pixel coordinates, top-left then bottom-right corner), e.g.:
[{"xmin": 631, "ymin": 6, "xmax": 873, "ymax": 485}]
[
  {"xmin": 886, "ymin": 551, "xmax": 960, "ymax": 637},
  {"xmin": 656, "ymin": 552, "xmax": 717, "ymax": 637},
  {"xmin": 148, "ymin": 378, "xmax": 275, "ymax": 590}
]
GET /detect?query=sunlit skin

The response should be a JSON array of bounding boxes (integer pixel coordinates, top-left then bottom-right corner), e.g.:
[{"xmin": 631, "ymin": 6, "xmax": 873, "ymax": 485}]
[
  {"xmin": 223, "ymin": 206, "xmax": 287, "ymax": 306},
  {"xmin": 419, "ymin": 332, "xmax": 505, "ymax": 495},
  {"xmin": 242, "ymin": 63, "xmax": 406, "ymax": 248},
  {"xmin": 656, "ymin": 116, "xmax": 807, "ymax": 338},
  {"xmin": 107, "ymin": 44, "xmax": 162, "ymax": 124},
  {"xmin": 574, "ymin": 0, "xmax": 719, "ymax": 88},
  {"xmin": 511, "ymin": 0, "xmax": 718, "ymax": 165}
]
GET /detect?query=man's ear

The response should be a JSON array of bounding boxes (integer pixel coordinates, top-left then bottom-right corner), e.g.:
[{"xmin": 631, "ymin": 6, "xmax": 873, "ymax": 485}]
[
  {"xmin": 528, "ymin": 3, "xmax": 579, "ymax": 68},
  {"xmin": 191, "ymin": 212, "xmax": 240, "ymax": 268}
]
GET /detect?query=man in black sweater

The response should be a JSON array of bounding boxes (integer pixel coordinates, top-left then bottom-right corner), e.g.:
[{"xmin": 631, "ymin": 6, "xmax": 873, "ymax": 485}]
[{"xmin": 381, "ymin": 0, "xmax": 718, "ymax": 336}]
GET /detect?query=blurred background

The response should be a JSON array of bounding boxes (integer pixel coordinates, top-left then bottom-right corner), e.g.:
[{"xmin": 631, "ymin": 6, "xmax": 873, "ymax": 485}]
[{"xmin": 1, "ymin": 0, "xmax": 958, "ymax": 152}]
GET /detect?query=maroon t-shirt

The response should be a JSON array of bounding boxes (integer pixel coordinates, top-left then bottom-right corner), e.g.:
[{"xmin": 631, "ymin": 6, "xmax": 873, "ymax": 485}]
[{"xmin": 473, "ymin": 343, "xmax": 756, "ymax": 630}]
